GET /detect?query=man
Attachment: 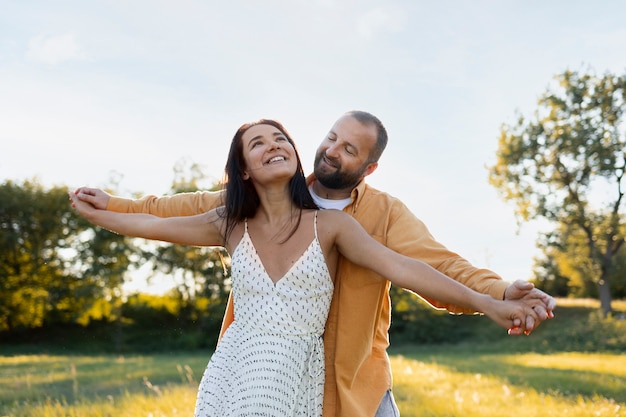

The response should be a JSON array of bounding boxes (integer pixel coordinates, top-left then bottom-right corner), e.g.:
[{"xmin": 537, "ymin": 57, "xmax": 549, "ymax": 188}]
[{"xmin": 75, "ymin": 110, "xmax": 555, "ymax": 416}]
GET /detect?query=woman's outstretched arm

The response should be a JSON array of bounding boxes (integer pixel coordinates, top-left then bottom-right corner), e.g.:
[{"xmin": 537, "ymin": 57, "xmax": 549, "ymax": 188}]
[
  {"xmin": 69, "ymin": 191, "xmax": 224, "ymax": 247},
  {"xmin": 323, "ymin": 210, "xmax": 535, "ymax": 332}
]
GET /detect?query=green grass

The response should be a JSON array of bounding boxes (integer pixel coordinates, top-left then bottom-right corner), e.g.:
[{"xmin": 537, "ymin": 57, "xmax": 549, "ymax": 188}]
[
  {"xmin": 0, "ymin": 353, "xmax": 206, "ymax": 417},
  {"xmin": 0, "ymin": 353, "xmax": 208, "ymax": 403},
  {"xmin": 1, "ymin": 351, "xmax": 623, "ymax": 417},
  {"xmin": 391, "ymin": 353, "xmax": 625, "ymax": 417},
  {"xmin": 1, "ymin": 299, "xmax": 625, "ymax": 416}
]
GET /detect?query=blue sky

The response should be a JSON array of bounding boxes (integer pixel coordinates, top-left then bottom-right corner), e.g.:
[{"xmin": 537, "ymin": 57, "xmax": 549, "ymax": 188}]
[{"xmin": 2, "ymin": 0, "xmax": 626, "ymax": 290}]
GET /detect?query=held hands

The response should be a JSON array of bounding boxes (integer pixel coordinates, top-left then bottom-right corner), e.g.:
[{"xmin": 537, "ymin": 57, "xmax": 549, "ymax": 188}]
[
  {"xmin": 72, "ymin": 187, "xmax": 112, "ymax": 210},
  {"xmin": 68, "ymin": 190, "xmax": 100, "ymax": 220},
  {"xmin": 503, "ymin": 280, "xmax": 556, "ymax": 336},
  {"xmin": 481, "ymin": 296, "xmax": 537, "ymax": 335}
]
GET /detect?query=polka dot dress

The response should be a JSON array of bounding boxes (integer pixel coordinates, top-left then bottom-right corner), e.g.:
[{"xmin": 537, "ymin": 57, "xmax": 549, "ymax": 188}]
[{"xmin": 194, "ymin": 212, "xmax": 333, "ymax": 417}]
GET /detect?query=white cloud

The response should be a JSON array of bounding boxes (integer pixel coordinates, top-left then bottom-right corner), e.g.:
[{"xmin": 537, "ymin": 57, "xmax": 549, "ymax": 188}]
[
  {"xmin": 356, "ymin": 6, "xmax": 406, "ymax": 38},
  {"xmin": 26, "ymin": 33, "xmax": 85, "ymax": 65}
]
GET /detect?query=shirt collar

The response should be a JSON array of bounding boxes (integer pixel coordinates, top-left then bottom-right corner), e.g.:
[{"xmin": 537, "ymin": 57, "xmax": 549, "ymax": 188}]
[{"xmin": 306, "ymin": 174, "xmax": 366, "ymax": 212}]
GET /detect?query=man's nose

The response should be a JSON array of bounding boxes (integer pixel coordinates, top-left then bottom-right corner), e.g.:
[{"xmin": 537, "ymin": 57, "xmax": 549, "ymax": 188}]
[{"xmin": 325, "ymin": 143, "xmax": 340, "ymax": 159}]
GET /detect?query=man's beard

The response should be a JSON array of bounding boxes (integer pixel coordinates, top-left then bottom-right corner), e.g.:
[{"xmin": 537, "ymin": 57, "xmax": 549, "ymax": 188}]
[{"xmin": 313, "ymin": 150, "xmax": 368, "ymax": 190}]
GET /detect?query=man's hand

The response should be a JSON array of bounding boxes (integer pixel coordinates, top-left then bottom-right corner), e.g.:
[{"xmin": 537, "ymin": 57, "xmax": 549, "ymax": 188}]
[
  {"xmin": 73, "ymin": 187, "xmax": 111, "ymax": 210},
  {"xmin": 504, "ymin": 280, "xmax": 556, "ymax": 336}
]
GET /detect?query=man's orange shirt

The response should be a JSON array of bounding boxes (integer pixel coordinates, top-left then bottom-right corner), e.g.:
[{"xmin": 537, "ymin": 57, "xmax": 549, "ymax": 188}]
[{"xmin": 108, "ymin": 177, "xmax": 508, "ymax": 417}]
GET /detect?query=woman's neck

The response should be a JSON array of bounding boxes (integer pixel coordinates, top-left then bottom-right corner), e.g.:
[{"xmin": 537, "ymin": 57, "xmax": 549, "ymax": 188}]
[{"xmin": 255, "ymin": 185, "xmax": 297, "ymax": 225}]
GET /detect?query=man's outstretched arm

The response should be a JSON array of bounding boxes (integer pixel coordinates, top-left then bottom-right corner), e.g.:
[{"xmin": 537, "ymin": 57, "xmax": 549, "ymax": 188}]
[{"xmin": 73, "ymin": 187, "xmax": 224, "ymax": 217}]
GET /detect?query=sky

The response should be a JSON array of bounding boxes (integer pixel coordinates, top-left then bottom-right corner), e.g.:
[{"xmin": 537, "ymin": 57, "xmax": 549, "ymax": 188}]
[{"xmin": 2, "ymin": 0, "xmax": 626, "ymax": 293}]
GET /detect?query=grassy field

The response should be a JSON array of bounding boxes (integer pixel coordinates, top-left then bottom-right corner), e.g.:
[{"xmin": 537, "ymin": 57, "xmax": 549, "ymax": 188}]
[
  {"xmin": 0, "ymin": 353, "xmax": 205, "ymax": 417},
  {"xmin": 390, "ymin": 350, "xmax": 625, "ymax": 416},
  {"xmin": 1, "ymin": 299, "xmax": 625, "ymax": 416}
]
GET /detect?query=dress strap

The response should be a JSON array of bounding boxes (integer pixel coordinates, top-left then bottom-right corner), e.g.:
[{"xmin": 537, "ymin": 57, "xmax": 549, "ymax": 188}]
[{"xmin": 313, "ymin": 211, "xmax": 319, "ymax": 240}]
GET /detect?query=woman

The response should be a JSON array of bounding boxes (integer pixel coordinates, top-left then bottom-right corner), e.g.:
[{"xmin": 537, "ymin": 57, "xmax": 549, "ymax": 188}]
[{"xmin": 70, "ymin": 119, "xmax": 532, "ymax": 416}]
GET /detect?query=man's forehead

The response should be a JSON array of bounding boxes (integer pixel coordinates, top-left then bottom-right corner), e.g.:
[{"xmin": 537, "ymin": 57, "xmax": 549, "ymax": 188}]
[
  {"xmin": 330, "ymin": 116, "xmax": 375, "ymax": 142},
  {"xmin": 331, "ymin": 115, "xmax": 357, "ymax": 130}
]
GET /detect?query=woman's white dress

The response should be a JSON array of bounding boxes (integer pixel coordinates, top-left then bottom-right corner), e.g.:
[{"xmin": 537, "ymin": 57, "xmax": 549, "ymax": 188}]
[{"xmin": 194, "ymin": 213, "xmax": 333, "ymax": 416}]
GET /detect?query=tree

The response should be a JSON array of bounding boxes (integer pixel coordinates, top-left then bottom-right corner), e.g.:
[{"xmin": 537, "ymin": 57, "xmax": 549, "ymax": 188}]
[
  {"xmin": 488, "ymin": 69, "xmax": 626, "ymax": 316},
  {"xmin": 0, "ymin": 180, "xmax": 69, "ymax": 331},
  {"xmin": 533, "ymin": 222, "xmax": 626, "ymax": 299},
  {"xmin": 144, "ymin": 158, "xmax": 231, "ymax": 328},
  {"xmin": 0, "ymin": 179, "xmax": 140, "ymax": 333}
]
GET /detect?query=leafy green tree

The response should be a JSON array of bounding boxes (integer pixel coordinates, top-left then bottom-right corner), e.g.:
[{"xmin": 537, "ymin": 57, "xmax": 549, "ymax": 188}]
[
  {"xmin": 0, "ymin": 179, "xmax": 140, "ymax": 333},
  {"xmin": 143, "ymin": 158, "xmax": 231, "ymax": 328},
  {"xmin": 488, "ymin": 69, "xmax": 626, "ymax": 316},
  {"xmin": 0, "ymin": 180, "xmax": 75, "ymax": 330},
  {"xmin": 533, "ymin": 222, "xmax": 626, "ymax": 299},
  {"xmin": 0, "ymin": 180, "xmax": 85, "ymax": 330}
]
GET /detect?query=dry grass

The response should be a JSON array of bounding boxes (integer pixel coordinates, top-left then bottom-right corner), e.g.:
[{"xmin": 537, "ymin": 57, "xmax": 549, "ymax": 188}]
[
  {"xmin": 392, "ymin": 353, "xmax": 626, "ymax": 417},
  {"xmin": 2, "ymin": 298, "xmax": 625, "ymax": 416},
  {"xmin": 1, "ymin": 350, "xmax": 624, "ymax": 417}
]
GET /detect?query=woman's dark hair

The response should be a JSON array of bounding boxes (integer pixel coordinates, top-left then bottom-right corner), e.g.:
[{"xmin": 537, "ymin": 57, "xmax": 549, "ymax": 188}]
[{"xmin": 221, "ymin": 119, "xmax": 317, "ymax": 243}]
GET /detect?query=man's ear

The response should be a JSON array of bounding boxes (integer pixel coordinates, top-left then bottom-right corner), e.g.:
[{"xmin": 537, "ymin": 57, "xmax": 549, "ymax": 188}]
[{"xmin": 364, "ymin": 162, "xmax": 378, "ymax": 177}]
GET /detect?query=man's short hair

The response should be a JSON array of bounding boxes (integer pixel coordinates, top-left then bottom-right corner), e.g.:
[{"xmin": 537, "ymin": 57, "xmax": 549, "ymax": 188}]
[{"xmin": 345, "ymin": 110, "xmax": 388, "ymax": 163}]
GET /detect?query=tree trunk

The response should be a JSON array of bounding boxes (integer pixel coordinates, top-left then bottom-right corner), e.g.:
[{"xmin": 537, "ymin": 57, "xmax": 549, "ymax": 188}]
[{"xmin": 597, "ymin": 275, "xmax": 613, "ymax": 317}]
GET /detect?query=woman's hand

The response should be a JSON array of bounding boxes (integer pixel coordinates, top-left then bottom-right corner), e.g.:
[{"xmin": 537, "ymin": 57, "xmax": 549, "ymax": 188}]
[{"xmin": 69, "ymin": 191, "xmax": 99, "ymax": 221}]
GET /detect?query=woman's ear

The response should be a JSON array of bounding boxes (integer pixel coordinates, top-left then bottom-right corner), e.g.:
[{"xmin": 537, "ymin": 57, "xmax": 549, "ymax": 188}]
[{"xmin": 242, "ymin": 170, "xmax": 250, "ymax": 180}]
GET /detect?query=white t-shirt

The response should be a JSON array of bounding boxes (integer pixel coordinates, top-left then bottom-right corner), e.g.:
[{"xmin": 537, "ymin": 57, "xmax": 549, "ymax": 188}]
[{"xmin": 309, "ymin": 185, "xmax": 352, "ymax": 211}]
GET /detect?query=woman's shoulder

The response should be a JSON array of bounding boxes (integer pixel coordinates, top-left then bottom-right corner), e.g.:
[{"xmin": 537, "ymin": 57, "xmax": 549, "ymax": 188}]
[
  {"xmin": 316, "ymin": 208, "xmax": 357, "ymax": 228},
  {"xmin": 316, "ymin": 207, "xmax": 345, "ymax": 218}
]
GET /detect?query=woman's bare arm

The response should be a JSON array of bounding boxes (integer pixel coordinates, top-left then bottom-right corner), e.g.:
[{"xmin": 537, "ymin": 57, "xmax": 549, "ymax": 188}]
[
  {"xmin": 321, "ymin": 210, "xmax": 533, "ymax": 331},
  {"xmin": 69, "ymin": 191, "xmax": 224, "ymax": 247}
]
